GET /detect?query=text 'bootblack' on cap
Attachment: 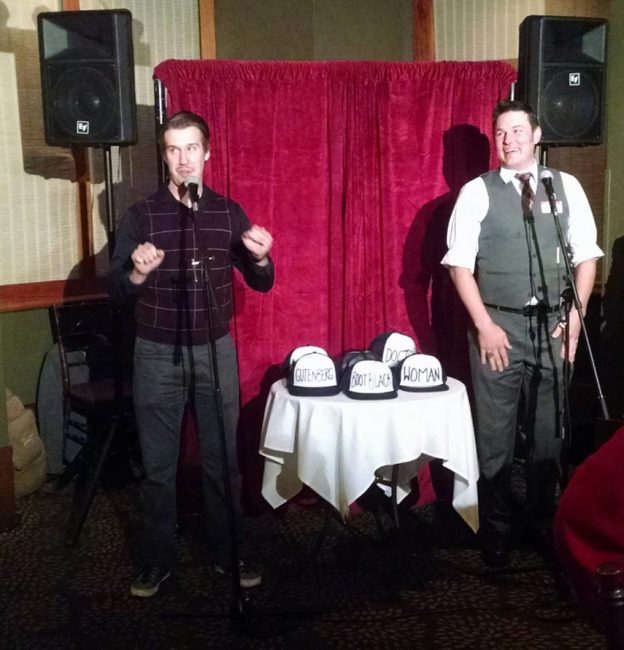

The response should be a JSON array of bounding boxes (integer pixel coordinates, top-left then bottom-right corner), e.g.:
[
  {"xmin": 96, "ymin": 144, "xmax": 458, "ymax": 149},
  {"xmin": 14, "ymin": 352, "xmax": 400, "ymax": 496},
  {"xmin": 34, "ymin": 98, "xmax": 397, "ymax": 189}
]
[{"xmin": 340, "ymin": 357, "xmax": 397, "ymax": 400}]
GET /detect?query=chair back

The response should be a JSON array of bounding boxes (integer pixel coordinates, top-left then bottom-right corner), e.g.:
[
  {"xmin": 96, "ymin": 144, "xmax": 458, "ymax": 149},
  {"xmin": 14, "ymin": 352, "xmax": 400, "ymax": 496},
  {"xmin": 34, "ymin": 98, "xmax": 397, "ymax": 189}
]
[{"xmin": 50, "ymin": 299, "xmax": 117, "ymax": 399}]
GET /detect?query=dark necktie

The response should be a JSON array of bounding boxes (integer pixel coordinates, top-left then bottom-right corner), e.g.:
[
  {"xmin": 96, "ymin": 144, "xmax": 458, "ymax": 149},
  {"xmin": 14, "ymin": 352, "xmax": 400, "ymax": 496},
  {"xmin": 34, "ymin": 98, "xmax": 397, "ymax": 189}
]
[{"xmin": 515, "ymin": 172, "xmax": 535, "ymax": 218}]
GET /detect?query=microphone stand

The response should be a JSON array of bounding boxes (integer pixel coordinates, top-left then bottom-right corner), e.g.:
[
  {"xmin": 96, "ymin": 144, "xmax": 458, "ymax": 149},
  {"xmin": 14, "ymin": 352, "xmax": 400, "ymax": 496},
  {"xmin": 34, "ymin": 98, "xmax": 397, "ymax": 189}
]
[
  {"xmin": 161, "ymin": 189, "xmax": 321, "ymax": 639},
  {"xmin": 558, "ymin": 286, "xmax": 574, "ymax": 487},
  {"xmin": 188, "ymin": 194, "xmax": 254, "ymax": 633},
  {"xmin": 167, "ymin": 190, "xmax": 325, "ymax": 642},
  {"xmin": 540, "ymin": 171, "xmax": 609, "ymax": 485}
]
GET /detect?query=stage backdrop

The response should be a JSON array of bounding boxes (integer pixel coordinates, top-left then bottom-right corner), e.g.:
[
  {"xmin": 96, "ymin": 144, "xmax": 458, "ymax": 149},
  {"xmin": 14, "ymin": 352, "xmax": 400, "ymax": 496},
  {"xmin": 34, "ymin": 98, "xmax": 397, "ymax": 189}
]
[{"xmin": 154, "ymin": 60, "xmax": 516, "ymax": 511}]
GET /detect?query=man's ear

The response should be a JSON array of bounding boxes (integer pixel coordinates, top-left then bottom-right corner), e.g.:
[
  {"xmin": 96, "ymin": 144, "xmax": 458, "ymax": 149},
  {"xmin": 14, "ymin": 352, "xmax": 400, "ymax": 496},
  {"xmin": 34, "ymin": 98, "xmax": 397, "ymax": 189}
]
[
  {"xmin": 204, "ymin": 149, "xmax": 211, "ymax": 162},
  {"xmin": 532, "ymin": 126, "xmax": 542, "ymax": 146}
]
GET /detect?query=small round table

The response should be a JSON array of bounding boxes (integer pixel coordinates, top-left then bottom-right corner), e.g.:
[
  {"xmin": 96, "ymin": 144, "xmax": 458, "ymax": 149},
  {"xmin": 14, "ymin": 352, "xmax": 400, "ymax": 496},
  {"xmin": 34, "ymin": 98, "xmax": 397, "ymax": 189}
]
[{"xmin": 259, "ymin": 377, "xmax": 479, "ymax": 532}]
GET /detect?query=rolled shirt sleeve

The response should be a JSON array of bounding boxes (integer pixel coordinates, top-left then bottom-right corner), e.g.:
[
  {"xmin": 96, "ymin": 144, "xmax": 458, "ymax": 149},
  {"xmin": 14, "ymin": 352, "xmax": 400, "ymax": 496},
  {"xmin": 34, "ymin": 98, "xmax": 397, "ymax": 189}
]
[
  {"xmin": 561, "ymin": 171, "xmax": 604, "ymax": 266},
  {"xmin": 440, "ymin": 177, "xmax": 489, "ymax": 272}
]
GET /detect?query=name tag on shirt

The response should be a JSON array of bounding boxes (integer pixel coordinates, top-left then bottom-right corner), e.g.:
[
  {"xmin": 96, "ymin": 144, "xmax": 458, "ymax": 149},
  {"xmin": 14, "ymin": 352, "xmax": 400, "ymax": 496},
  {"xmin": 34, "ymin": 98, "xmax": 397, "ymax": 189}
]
[{"xmin": 541, "ymin": 200, "xmax": 563, "ymax": 214}]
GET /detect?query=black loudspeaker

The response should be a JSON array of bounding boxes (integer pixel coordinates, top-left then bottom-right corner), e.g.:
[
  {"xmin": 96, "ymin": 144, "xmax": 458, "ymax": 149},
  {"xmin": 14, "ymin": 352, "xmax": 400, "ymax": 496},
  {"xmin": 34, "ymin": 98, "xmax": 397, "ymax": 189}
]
[
  {"xmin": 516, "ymin": 15, "xmax": 607, "ymax": 145},
  {"xmin": 37, "ymin": 9, "xmax": 137, "ymax": 147}
]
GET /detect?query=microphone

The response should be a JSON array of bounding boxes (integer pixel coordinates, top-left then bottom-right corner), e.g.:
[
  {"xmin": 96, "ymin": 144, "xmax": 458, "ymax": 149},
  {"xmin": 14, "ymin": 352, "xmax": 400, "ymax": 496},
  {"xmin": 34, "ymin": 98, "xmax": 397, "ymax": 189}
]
[
  {"xmin": 540, "ymin": 169, "xmax": 558, "ymax": 215},
  {"xmin": 184, "ymin": 175, "xmax": 200, "ymax": 210}
]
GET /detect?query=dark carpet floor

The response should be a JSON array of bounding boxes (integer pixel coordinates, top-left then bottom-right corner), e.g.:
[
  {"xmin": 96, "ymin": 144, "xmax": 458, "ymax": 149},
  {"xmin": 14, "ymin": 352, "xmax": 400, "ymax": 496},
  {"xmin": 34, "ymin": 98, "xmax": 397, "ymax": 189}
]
[{"xmin": 0, "ymin": 475, "xmax": 608, "ymax": 649}]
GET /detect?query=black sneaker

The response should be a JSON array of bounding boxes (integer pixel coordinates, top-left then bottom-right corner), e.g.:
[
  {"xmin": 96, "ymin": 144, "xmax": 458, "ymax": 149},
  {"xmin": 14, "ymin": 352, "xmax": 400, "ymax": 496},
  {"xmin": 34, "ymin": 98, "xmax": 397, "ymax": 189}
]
[
  {"xmin": 130, "ymin": 566, "xmax": 171, "ymax": 597},
  {"xmin": 214, "ymin": 560, "xmax": 262, "ymax": 588}
]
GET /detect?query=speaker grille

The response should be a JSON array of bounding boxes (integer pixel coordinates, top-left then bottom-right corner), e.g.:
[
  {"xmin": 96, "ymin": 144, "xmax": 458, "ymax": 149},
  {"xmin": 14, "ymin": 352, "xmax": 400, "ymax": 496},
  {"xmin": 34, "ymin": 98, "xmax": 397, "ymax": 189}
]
[
  {"xmin": 540, "ymin": 67, "xmax": 602, "ymax": 141},
  {"xmin": 38, "ymin": 10, "xmax": 137, "ymax": 147},
  {"xmin": 47, "ymin": 65, "xmax": 120, "ymax": 143}
]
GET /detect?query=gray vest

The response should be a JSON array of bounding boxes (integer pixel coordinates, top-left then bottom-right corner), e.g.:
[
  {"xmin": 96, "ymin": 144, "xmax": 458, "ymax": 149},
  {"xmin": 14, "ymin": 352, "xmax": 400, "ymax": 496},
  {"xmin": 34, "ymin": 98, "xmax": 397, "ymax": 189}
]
[{"xmin": 477, "ymin": 166, "xmax": 570, "ymax": 309}]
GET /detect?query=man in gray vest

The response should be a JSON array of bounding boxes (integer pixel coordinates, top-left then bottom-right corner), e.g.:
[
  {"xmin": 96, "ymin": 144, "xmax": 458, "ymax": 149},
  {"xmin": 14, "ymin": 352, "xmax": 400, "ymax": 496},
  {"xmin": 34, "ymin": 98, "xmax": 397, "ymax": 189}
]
[{"xmin": 442, "ymin": 100, "xmax": 603, "ymax": 568}]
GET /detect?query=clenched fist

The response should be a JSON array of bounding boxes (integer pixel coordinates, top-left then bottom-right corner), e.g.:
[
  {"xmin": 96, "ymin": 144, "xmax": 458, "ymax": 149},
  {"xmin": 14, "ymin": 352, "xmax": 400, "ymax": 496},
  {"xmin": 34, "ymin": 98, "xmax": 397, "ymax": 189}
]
[
  {"xmin": 130, "ymin": 242, "xmax": 165, "ymax": 285},
  {"xmin": 241, "ymin": 225, "xmax": 273, "ymax": 265}
]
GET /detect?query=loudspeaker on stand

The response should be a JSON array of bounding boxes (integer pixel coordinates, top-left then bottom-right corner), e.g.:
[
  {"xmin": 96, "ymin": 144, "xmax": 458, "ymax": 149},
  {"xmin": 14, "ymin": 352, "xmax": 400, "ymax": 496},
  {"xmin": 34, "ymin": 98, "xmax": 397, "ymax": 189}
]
[
  {"xmin": 516, "ymin": 15, "xmax": 607, "ymax": 146},
  {"xmin": 37, "ymin": 9, "xmax": 137, "ymax": 147}
]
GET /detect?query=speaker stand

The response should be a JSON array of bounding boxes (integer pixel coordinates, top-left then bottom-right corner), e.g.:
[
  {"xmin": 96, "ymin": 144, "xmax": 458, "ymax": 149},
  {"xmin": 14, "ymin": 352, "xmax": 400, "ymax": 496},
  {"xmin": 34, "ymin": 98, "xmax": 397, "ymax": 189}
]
[{"xmin": 103, "ymin": 146, "xmax": 116, "ymax": 253}]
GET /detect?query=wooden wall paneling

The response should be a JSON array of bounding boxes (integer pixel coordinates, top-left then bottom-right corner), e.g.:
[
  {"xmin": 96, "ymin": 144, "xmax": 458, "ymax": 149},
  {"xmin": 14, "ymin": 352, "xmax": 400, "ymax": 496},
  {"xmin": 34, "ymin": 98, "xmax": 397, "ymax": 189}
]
[
  {"xmin": 413, "ymin": 0, "xmax": 434, "ymax": 60},
  {"xmin": 199, "ymin": 0, "xmax": 216, "ymax": 59},
  {"xmin": 545, "ymin": 0, "xmax": 610, "ymax": 18}
]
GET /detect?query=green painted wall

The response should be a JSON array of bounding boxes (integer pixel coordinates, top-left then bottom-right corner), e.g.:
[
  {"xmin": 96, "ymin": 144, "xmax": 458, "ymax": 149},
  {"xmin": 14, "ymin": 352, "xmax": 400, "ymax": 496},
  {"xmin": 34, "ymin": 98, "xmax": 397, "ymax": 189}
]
[
  {"xmin": 0, "ymin": 310, "xmax": 53, "ymax": 408},
  {"xmin": 215, "ymin": 0, "xmax": 315, "ymax": 59},
  {"xmin": 215, "ymin": 0, "xmax": 413, "ymax": 61},
  {"xmin": 312, "ymin": 0, "xmax": 413, "ymax": 61},
  {"xmin": 0, "ymin": 316, "xmax": 7, "ymax": 447}
]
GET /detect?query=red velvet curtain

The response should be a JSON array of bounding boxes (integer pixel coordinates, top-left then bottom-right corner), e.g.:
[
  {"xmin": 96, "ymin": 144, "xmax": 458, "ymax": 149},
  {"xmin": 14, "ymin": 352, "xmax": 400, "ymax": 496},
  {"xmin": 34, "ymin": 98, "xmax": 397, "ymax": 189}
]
[{"xmin": 154, "ymin": 60, "xmax": 516, "ymax": 510}]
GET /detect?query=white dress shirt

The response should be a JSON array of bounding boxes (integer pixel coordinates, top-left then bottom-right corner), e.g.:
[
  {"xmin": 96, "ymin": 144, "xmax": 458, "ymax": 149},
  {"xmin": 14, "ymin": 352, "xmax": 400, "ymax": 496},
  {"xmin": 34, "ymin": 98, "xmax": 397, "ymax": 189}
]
[{"xmin": 441, "ymin": 162, "xmax": 604, "ymax": 271}]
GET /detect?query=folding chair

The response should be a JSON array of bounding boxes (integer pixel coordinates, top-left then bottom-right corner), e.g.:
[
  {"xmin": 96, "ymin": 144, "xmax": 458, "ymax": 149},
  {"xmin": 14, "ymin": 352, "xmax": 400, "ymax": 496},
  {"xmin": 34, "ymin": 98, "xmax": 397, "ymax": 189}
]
[{"xmin": 50, "ymin": 298, "xmax": 134, "ymax": 546}]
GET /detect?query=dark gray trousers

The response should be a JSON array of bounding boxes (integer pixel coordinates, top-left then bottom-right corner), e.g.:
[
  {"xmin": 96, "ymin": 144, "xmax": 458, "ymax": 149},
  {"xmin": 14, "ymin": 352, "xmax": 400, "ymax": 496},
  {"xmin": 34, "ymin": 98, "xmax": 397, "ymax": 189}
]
[
  {"xmin": 133, "ymin": 334, "xmax": 241, "ymax": 569},
  {"xmin": 469, "ymin": 308, "xmax": 564, "ymax": 537}
]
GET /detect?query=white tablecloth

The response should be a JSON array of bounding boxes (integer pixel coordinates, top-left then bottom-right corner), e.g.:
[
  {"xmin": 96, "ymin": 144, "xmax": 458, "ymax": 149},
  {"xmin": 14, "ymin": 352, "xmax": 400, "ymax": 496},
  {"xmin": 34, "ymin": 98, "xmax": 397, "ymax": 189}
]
[{"xmin": 260, "ymin": 377, "xmax": 479, "ymax": 532}]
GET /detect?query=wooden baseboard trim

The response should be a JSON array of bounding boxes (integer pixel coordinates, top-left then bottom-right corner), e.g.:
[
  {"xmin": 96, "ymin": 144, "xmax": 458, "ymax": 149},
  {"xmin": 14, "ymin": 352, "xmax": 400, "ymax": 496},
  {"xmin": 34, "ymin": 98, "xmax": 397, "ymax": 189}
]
[{"xmin": 0, "ymin": 278, "xmax": 107, "ymax": 313}]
